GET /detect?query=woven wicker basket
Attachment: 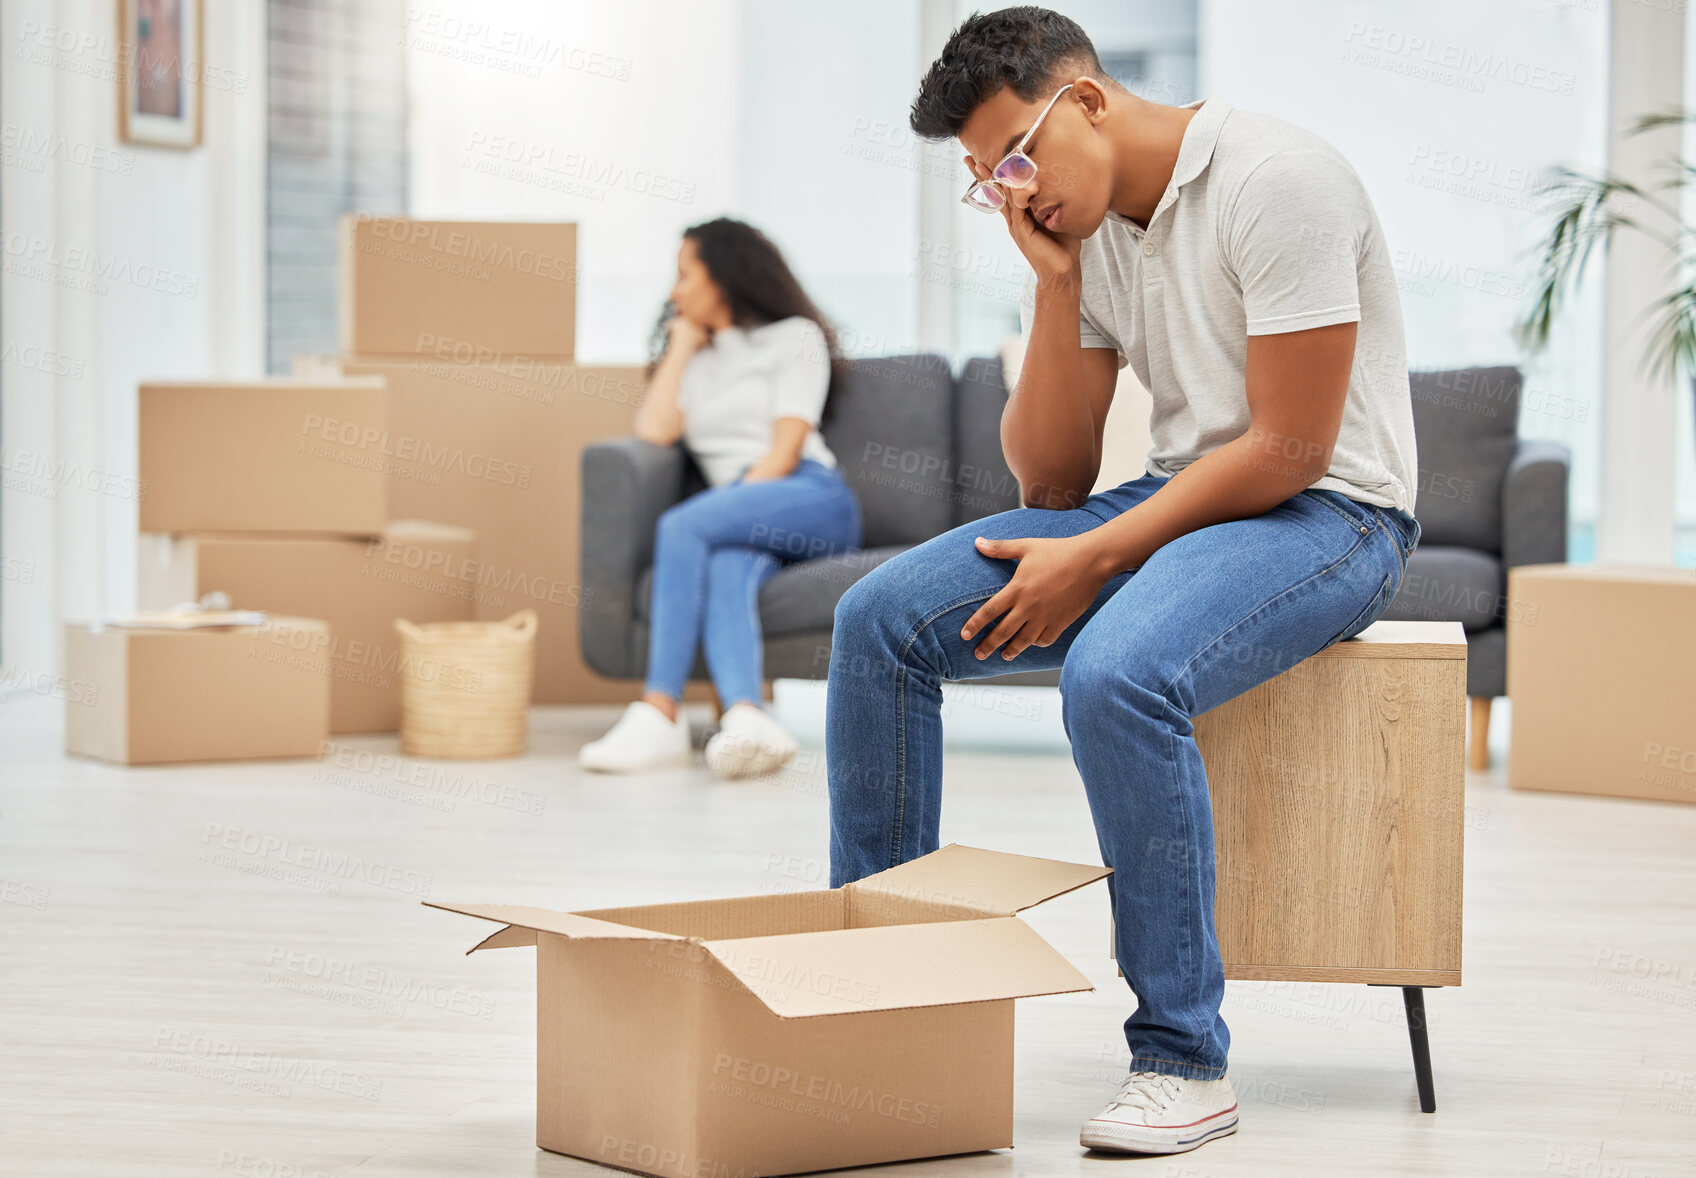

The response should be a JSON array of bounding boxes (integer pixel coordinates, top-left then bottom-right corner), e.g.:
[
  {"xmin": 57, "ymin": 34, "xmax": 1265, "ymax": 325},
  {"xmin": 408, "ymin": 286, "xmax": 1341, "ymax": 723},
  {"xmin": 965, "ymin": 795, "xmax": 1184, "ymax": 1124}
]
[{"xmin": 394, "ymin": 609, "xmax": 537, "ymax": 759}]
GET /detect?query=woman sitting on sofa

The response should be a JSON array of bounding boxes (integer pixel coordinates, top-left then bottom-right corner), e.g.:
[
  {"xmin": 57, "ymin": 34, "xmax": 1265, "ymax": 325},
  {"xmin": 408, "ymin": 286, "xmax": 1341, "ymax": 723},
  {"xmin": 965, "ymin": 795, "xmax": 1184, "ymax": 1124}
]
[{"xmin": 579, "ymin": 218, "xmax": 862, "ymax": 778}]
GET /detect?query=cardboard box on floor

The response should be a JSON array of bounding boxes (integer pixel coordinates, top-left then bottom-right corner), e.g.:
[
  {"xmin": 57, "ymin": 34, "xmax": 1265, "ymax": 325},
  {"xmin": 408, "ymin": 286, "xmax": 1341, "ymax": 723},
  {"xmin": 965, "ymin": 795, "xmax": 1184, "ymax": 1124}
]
[
  {"xmin": 1508, "ymin": 564, "xmax": 1696, "ymax": 803},
  {"xmin": 335, "ymin": 352, "xmax": 647, "ymax": 704},
  {"xmin": 427, "ymin": 844, "xmax": 1110, "ymax": 1177},
  {"xmin": 139, "ymin": 378, "xmax": 389, "ymax": 535},
  {"xmin": 340, "ymin": 216, "xmax": 577, "ymax": 357},
  {"xmin": 138, "ymin": 522, "xmax": 478, "ymax": 733},
  {"xmin": 64, "ymin": 617, "xmax": 331, "ymax": 764}
]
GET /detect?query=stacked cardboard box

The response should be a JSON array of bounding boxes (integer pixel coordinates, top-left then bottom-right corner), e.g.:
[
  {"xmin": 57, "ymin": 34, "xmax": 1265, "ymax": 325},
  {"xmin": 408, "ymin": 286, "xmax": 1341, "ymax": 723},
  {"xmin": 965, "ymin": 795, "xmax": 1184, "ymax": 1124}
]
[
  {"xmin": 138, "ymin": 522, "xmax": 479, "ymax": 733},
  {"xmin": 138, "ymin": 378, "xmax": 390, "ymax": 534},
  {"xmin": 113, "ymin": 377, "xmax": 480, "ymax": 746},
  {"xmin": 329, "ymin": 215, "xmax": 648, "ymax": 705},
  {"xmin": 339, "ymin": 217, "xmax": 580, "ymax": 357},
  {"xmin": 67, "ymin": 378, "xmax": 412, "ymax": 762}
]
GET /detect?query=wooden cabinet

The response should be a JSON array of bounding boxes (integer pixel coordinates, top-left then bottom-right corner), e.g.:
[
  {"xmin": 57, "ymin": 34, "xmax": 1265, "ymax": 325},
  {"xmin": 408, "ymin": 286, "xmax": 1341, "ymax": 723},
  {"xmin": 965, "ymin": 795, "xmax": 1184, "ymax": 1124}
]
[{"xmin": 1197, "ymin": 620, "xmax": 1467, "ymax": 987}]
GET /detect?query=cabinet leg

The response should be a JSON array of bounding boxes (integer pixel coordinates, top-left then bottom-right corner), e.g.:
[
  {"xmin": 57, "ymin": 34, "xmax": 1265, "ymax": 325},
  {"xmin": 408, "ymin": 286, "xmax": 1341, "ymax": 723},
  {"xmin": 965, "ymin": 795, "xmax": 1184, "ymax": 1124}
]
[
  {"xmin": 1468, "ymin": 695, "xmax": 1492, "ymax": 770},
  {"xmin": 1369, "ymin": 983, "xmax": 1439, "ymax": 1112},
  {"xmin": 1403, "ymin": 986, "xmax": 1436, "ymax": 1113}
]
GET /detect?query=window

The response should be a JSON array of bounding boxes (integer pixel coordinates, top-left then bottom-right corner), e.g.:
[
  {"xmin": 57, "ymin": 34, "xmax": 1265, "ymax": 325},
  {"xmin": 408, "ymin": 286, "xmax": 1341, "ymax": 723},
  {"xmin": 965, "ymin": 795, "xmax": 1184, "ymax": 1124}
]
[{"xmin": 265, "ymin": 0, "xmax": 409, "ymax": 372}]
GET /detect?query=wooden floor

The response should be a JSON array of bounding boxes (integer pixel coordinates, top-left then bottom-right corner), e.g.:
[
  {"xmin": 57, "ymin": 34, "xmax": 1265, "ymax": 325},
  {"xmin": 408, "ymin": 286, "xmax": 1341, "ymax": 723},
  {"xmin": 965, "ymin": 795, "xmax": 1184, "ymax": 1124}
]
[{"xmin": 2, "ymin": 690, "xmax": 1693, "ymax": 1178}]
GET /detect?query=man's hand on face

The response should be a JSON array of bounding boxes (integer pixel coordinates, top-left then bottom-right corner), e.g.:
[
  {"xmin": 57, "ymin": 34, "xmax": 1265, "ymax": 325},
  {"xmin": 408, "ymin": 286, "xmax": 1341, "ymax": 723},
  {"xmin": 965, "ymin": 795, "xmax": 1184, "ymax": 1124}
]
[
  {"xmin": 958, "ymin": 532, "xmax": 1113, "ymax": 661},
  {"xmin": 966, "ymin": 155, "xmax": 1083, "ymax": 284}
]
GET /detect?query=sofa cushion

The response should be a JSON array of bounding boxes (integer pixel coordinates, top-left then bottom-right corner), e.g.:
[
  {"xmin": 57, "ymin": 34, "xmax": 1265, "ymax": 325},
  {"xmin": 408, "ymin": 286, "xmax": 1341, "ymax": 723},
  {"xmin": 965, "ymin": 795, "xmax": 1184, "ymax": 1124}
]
[
  {"xmin": 633, "ymin": 545, "xmax": 912, "ymax": 638},
  {"xmin": 757, "ymin": 546, "xmax": 911, "ymax": 635},
  {"xmin": 1380, "ymin": 545, "xmax": 1504, "ymax": 632},
  {"xmin": 1409, "ymin": 367, "xmax": 1520, "ymax": 553},
  {"xmin": 1464, "ymin": 626, "xmax": 1505, "ymax": 699},
  {"xmin": 953, "ymin": 356, "xmax": 1024, "ymax": 526},
  {"xmin": 822, "ymin": 354, "xmax": 957, "ymax": 547}
]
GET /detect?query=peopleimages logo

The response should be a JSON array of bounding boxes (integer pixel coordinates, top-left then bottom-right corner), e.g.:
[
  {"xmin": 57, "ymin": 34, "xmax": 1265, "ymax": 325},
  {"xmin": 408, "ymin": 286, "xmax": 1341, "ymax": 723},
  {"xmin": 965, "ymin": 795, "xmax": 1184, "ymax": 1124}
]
[
  {"xmin": 356, "ymin": 216, "xmax": 577, "ymax": 282},
  {"xmin": 299, "ymin": 414, "xmax": 530, "ymax": 489},
  {"xmin": 401, "ymin": 9, "xmax": 633, "ymax": 81},
  {"xmin": 263, "ymin": 945, "xmax": 498, "ymax": 1020},
  {"xmin": 460, "ymin": 132, "xmax": 697, "ymax": 205},
  {"xmin": 199, "ymin": 824, "xmax": 433, "ymax": 898},
  {"xmin": 0, "ymin": 663, "xmax": 99, "ymax": 705},
  {"xmin": 1, "ymin": 122, "xmax": 134, "ymax": 175},
  {"xmin": 1, "ymin": 231, "xmax": 200, "ymax": 298},
  {"xmin": 367, "ymin": 536, "xmax": 594, "ymax": 610},
  {"xmin": 13, "ymin": 19, "xmax": 248, "ymax": 94},
  {"xmin": 313, "ymin": 742, "xmax": 547, "ymax": 817},
  {"xmin": 709, "ymin": 1053, "xmax": 943, "ymax": 1128},
  {"xmin": 151, "ymin": 1026, "xmax": 383, "ymax": 1102},
  {"xmin": 1, "ymin": 339, "xmax": 86, "ymax": 379},
  {"xmin": 1341, "ymin": 23, "xmax": 1577, "ymax": 96},
  {"xmin": 249, "ymin": 617, "xmax": 485, "ymax": 692},
  {"xmin": 409, "ymin": 334, "xmax": 647, "ymax": 407},
  {"xmin": 0, "ymin": 444, "xmax": 146, "ymax": 501}
]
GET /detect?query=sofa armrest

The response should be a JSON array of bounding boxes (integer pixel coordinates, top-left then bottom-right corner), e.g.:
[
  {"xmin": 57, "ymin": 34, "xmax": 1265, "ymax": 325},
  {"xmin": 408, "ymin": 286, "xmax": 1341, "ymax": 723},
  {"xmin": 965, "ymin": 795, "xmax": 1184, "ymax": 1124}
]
[
  {"xmin": 1501, "ymin": 439, "xmax": 1570, "ymax": 570},
  {"xmin": 579, "ymin": 437, "xmax": 689, "ymax": 678}
]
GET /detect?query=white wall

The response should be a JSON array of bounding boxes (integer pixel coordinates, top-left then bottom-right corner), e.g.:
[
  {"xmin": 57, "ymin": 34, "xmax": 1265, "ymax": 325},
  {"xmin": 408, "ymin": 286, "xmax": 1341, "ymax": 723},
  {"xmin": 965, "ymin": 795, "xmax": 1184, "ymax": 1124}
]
[
  {"xmin": 1680, "ymin": 13, "xmax": 1696, "ymax": 559},
  {"xmin": 404, "ymin": 0, "xmax": 745, "ymax": 364},
  {"xmin": 1198, "ymin": 0, "xmax": 1610, "ymax": 528},
  {"xmin": 404, "ymin": 0, "xmax": 928, "ymax": 367},
  {"xmin": 735, "ymin": 0, "xmax": 921, "ymax": 361},
  {"xmin": 1, "ymin": 0, "xmax": 266, "ymax": 677},
  {"xmin": 1600, "ymin": 0, "xmax": 1685, "ymax": 562}
]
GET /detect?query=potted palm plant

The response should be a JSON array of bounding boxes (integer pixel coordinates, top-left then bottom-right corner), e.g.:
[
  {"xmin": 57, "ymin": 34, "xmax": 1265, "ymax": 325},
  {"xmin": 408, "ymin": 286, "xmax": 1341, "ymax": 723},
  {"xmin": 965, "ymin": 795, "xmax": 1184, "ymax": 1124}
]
[{"xmin": 1520, "ymin": 112, "xmax": 1696, "ymax": 405}]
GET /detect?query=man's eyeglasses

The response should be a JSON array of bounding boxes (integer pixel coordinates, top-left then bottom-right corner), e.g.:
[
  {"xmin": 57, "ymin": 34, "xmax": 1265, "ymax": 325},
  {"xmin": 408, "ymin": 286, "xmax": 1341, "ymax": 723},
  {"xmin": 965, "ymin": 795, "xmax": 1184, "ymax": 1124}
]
[{"xmin": 961, "ymin": 83, "xmax": 1074, "ymax": 213}]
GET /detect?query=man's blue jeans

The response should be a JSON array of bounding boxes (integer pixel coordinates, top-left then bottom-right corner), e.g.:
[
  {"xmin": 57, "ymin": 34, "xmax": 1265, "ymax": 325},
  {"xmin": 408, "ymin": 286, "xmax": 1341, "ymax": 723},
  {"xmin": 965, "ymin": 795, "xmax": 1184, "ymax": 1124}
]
[
  {"xmin": 826, "ymin": 475, "xmax": 1420, "ymax": 1080},
  {"xmin": 644, "ymin": 457, "xmax": 862, "ymax": 706}
]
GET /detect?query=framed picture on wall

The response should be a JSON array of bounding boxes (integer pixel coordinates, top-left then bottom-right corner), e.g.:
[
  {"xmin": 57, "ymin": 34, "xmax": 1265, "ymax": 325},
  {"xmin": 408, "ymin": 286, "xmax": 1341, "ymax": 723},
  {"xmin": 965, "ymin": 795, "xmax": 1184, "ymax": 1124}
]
[{"xmin": 118, "ymin": 0, "xmax": 203, "ymax": 149}]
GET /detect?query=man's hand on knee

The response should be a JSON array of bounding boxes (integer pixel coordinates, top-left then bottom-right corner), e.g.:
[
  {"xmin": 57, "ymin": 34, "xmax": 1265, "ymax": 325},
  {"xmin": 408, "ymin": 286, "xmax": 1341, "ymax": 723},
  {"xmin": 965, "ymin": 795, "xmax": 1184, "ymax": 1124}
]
[{"xmin": 961, "ymin": 533, "xmax": 1114, "ymax": 660}]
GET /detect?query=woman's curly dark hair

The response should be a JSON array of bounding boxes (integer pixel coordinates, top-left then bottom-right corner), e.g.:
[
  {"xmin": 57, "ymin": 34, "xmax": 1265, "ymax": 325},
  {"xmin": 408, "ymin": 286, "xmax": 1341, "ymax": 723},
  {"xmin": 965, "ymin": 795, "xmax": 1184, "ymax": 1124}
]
[{"xmin": 649, "ymin": 217, "xmax": 844, "ymax": 422}]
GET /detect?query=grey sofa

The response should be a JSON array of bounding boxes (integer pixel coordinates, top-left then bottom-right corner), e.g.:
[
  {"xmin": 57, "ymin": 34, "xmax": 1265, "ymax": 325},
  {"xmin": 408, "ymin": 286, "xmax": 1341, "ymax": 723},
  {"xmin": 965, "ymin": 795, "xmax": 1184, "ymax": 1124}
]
[
  {"xmin": 580, "ymin": 353, "xmax": 1043, "ymax": 688},
  {"xmin": 1377, "ymin": 366, "xmax": 1570, "ymax": 767},
  {"xmin": 581, "ymin": 359, "xmax": 1570, "ymax": 760}
]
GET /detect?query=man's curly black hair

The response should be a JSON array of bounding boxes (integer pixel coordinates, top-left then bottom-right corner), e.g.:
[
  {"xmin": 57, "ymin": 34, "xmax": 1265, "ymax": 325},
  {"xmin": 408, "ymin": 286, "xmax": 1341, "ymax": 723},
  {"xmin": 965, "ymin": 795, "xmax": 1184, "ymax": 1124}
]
[{"xmin": 909, "ymin": 7, "xmax": 1105, "ymax": 142}]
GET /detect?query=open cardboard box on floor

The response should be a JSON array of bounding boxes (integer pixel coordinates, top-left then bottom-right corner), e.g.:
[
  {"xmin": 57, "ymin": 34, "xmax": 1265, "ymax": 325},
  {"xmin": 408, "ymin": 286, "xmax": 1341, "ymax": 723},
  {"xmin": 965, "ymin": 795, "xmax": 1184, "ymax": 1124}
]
[{"xmin": 427, "ymin": 844, "xmax": 1111, "ymax": 1176}]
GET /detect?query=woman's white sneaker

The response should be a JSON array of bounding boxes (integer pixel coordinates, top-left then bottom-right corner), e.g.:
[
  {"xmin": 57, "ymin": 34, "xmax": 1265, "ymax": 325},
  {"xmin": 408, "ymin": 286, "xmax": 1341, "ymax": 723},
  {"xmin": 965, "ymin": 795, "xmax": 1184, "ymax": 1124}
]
[
  {"xmin": 1080, "ymin": 1071, "xmax": 1238, "ymax": 1154},
  {"xmin": 704, "ymin": 702, "xmax": 799, "ymax": 779},
  {"xmin": 578, "ymin": 701, "xmax": 692, "ymax": 773}
]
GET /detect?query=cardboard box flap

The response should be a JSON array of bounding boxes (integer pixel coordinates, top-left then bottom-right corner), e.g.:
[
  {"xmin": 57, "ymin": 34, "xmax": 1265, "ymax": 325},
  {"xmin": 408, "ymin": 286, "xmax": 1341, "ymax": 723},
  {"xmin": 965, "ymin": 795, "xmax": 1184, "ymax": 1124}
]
[
  {"xmin": 467, "ymin": 924, "xmax": 538, "ymax": 954},
  {"xmin": 845, "ymin": 843, "xmax": 1111, "ymax": 917},
  {"xmin": 425, "ymin": 902, "xmax": 686, "ymax": 954},
  {"xmin": 701, "ymin": 916, "xmax": 1092, "ymax": 1018}
]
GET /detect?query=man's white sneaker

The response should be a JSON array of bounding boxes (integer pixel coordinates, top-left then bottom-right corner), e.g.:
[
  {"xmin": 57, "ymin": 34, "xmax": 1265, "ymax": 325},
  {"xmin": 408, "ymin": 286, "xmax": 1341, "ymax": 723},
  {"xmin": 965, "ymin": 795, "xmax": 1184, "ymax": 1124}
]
[
  {"xmin": 1080, "ymin": 1071, "xmax": 1238, "ymax": 1155},
  {"xmin": 578, "ymin": 701, "xmax": 692, "ymax": 773},
  {"xmin": 703, "ymin": 702, "xmax": 799, "ymax": 779}
]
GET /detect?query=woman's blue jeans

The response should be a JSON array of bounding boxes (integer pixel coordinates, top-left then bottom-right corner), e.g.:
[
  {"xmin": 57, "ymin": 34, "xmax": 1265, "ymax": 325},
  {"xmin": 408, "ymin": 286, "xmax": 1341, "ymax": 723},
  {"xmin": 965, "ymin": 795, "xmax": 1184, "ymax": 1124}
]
[
  {"xmin": 826, "ymin": 474, "xmax": 1420, "ymax": 1081},
  {"xmin": 644, "ymin": 458, "xmax": 862, "ymax": 706}
]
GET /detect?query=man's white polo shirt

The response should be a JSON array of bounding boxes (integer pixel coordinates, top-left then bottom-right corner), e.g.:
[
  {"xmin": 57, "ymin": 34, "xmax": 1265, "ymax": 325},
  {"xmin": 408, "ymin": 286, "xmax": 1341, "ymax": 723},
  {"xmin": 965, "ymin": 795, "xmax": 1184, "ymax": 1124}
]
[{"xmin": 1021, "ymin": 95, "xmax": 1417, "ymax": 512}]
